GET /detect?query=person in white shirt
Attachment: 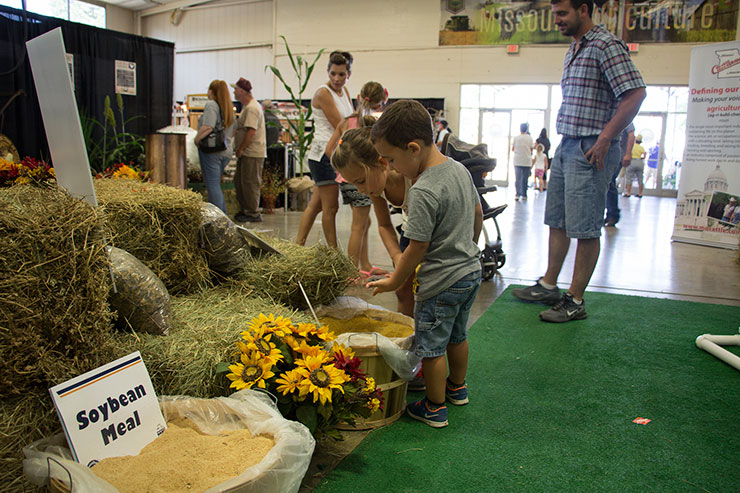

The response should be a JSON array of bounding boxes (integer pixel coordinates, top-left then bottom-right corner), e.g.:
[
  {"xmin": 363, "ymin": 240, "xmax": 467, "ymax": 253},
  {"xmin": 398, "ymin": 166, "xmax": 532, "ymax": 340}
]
[{"xmin": 512, "ymin": 123, "xmax": 534, "ymax": 200}]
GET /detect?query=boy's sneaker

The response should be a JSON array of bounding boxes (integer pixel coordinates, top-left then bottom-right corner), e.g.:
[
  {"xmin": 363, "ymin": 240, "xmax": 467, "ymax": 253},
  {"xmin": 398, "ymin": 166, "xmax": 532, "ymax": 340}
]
[
  {"xmin": 406, "ymin": 398, "xmax": 448, "ymax": 428},
  {"xmin": 512, "ymin": 279, "xmax": 561, "ymax": 305},
  {"xmin": 539, "ymin": 292, "xmax": 587, "ymax": 323},
  {"xmin": 445, "ymin": 380, "xmax": 468, "ymax": 405}
]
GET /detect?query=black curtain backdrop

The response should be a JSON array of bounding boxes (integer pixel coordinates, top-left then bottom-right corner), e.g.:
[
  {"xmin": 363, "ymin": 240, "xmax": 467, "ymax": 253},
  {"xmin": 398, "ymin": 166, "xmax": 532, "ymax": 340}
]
[{"xmin": 0, "ymin": 5, "xmax": 174, "ymax": 161}]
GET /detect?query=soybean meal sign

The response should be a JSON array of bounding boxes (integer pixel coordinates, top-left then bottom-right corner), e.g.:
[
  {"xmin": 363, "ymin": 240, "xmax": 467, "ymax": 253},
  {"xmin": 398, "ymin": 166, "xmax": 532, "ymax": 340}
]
[{"xmin": 49, "ymin": 351, "xmax": 167, "ymax": 467}]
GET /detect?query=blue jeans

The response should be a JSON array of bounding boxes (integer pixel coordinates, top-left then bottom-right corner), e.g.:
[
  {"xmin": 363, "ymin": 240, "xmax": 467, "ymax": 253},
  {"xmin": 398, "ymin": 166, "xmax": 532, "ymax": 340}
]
[
  {"xmin": 199, "ymin": 150, "xmax": 231, "ymax": 213},
  {"xmin": 514, "ymin": 166, "xmax": 531, "ymax": 197},
  {"xmin": 545, "ymin": 136, "xmax": 620, "ymax": 239},
  {"xmin": 413, "ymin": 270, "xmax": 481, "ymax": 358}
]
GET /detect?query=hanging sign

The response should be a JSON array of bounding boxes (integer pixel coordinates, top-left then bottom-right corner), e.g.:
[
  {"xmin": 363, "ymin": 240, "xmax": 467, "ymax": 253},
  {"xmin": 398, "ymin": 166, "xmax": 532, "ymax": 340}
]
[
  {"xmin": 115, "ymin": 60, "xmax": 137, "ymax": 95},
  {"xmin": 49, "ymin": 351, "xmax": 166, "ymax": 467},
  {"xmin": 672, "ymin": 40, "xmax": 740, "ymax": 248}
]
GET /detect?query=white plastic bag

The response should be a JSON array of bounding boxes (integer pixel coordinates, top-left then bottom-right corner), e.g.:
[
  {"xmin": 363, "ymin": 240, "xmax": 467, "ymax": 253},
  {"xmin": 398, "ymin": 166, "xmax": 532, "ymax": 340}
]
[{"xmin": 23, "ymin": 390, "xmax": 315, "ymax": 493}]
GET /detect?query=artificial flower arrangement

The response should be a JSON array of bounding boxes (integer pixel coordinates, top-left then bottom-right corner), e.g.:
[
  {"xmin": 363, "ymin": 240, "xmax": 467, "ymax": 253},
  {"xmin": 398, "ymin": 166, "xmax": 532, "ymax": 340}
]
[
  {"xmin": 96, "ymin": 161, "xmax": 149, "ymax": 181},
  {"xmin": 0, "ymin": 156, "xmax": 55, "ymax": 187},
  {"xmin": 221, "ymin": 313, "xmax": 383, "ymax": 438}
]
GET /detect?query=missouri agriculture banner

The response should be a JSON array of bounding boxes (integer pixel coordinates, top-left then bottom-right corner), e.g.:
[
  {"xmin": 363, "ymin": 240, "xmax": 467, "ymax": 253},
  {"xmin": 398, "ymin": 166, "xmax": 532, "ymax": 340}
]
[
  {"xmin": 439, "ymin": 0, "xmax": 738, "ymax": 46},
  {"xmin": 672, "ymin": 40, "xmax": 740, "ymax": 249}
]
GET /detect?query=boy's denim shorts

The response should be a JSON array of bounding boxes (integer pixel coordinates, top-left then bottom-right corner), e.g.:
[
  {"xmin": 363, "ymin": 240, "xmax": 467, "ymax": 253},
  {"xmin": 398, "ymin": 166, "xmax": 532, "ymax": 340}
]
[
  {"xmin": 412, "ymin": 270, "xmax": 481, "ymax": 358},
  {"xmin": 308, "ymin": 154, "xmax": 337, "ymax": 187},
  {"xmin": 544, "ymin": 136, "xmax": 621, "ymax": 239}
]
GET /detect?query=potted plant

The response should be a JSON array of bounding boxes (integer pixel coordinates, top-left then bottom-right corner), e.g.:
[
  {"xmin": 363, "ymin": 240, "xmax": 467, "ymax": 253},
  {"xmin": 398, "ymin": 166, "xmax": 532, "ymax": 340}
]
[
  {"xmin": 265, "ymin": 36, "xmax": 325, "ymax": 177},
  {"xmin": 261, "ymin": 169, "xmax": 286, "ymax": 213}
]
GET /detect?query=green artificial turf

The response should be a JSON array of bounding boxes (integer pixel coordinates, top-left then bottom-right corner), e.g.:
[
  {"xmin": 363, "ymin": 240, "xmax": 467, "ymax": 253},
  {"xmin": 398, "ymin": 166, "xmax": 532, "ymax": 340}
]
[{"xmin": 314, "ymin": 287, "xmax": 740, "ymax": 492}]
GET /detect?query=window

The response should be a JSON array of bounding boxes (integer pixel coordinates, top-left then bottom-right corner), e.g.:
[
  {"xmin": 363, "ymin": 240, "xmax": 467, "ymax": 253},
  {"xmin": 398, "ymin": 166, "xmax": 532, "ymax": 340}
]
[{"xmin": 1, "ymin": 0, "xmax": 106, "ymax": 28}]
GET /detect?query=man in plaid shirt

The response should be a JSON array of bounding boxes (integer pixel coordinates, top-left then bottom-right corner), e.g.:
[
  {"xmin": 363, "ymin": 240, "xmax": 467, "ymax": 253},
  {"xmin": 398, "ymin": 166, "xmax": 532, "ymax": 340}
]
[{"xmin": 513, "ymin": 0, "xmax": 646, "ymax": 322}]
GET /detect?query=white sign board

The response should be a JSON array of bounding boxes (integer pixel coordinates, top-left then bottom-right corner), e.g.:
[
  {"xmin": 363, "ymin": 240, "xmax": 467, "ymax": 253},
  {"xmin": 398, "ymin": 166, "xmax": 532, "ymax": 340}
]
[
  {"xmin": 26, "ymin": 28, "xmax": 97, "ymax": 206},
  {"xmin": 115, "ymin": 60, "xmax": 137, "ymax": 95},
  {"xmin": 672, "ymin": 41, "xmax": 740, "ymax": 249},
  {"xmin": 49, "ymin": 351, "xmax": 167, "ymax": 467}
]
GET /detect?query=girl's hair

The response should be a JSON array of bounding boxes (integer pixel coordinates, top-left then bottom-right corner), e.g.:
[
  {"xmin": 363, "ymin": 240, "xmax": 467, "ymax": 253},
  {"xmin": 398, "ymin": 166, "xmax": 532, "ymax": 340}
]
[
  {"xmin": 355, "ymin": 81, "xmax": 386, "ymax": 122},
  {"xmin": 208, "ymin": 80, "xmax": 235, "ymax": 127},
  {"xmin": 536, "ymin": 143, "xmax": 544, "ymax": 153},
  {"xmin": 331, "ymin": 126, "xmax": 381, "ymax": 174},
  {"xmin": 328, "ymin": 50, "xmax": 353, "ymax": 71}
]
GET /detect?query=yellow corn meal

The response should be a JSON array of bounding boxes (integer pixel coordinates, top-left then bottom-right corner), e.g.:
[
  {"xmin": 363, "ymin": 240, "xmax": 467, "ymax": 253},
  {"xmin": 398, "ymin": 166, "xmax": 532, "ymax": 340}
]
[{"xmin": 320, "ymin": 315, "xmax": 413, "ymax": 339}]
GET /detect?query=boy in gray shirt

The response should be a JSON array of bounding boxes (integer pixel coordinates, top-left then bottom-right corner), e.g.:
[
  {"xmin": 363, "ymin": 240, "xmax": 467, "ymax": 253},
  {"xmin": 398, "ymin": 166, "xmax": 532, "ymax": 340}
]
[{"xmin": 368, "ymin": 100, "xmax": 482, "ymax": 428}]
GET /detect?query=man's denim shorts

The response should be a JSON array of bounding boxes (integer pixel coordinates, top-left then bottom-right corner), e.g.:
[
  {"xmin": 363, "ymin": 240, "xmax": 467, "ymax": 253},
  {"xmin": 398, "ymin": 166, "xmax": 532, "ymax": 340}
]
[
  {"xmin": 308, "ymin": 154, "xmax": 337, "ymax": 187},
  {"xmin": 544, "ymin": 136, "xmax": 621, "ymax": 239},
  {"xmin": 413, "ymin": 270, "xmax": 481, "ymax": 358}
]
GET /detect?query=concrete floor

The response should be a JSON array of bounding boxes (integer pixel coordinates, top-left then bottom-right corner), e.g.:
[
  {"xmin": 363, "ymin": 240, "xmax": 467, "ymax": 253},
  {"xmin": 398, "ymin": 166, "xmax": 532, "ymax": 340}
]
[{"xmin": 248, "ymin": 185, "xmax": 740, "ymax": 491}]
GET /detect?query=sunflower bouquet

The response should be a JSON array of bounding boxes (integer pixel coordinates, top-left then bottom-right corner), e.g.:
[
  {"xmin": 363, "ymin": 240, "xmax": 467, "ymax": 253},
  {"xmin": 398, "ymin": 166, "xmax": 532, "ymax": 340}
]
[
  {"xmin": 222, "ymin": 313, "xmax": 383, "ymax": 438},
  {"xmin": 0, "ymin": 156, "xmax": 55, "ymax": 187}
]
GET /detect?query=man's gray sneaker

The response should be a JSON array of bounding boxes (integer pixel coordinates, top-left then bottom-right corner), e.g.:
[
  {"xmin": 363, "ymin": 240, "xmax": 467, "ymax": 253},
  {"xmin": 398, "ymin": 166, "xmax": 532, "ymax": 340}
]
[
  {"xmin": 512, "ymin": 279, "xmax": 561, "ymax": 305},
  {"xmin": 539, "ymin": 293, "xmax": 587, "ymax": 323}
]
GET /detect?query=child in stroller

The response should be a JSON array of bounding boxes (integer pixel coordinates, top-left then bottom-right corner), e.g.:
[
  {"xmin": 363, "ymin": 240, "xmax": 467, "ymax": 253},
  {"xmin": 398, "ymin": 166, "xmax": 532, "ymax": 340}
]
[{"xmin": 441, "ymin": 133, "xmax": 507, "ymax": 280}]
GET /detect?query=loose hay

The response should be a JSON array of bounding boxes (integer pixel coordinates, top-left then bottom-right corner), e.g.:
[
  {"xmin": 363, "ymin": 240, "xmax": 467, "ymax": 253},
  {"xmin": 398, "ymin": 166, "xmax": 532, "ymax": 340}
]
[
  {"xmin": 95, "ymin": 179, "xmax": 211, "ymax": 294},
  {"xmin": 112, "ymin": 287, "xmax": 312, "ymax": 398},
  {"xmin": 232, "ymin": 236, "xmax": 358, "ymax": 310}
]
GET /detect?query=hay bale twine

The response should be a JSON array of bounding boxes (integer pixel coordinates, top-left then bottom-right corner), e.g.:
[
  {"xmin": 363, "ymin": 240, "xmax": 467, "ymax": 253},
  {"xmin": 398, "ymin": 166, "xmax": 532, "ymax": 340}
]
[
  {"xmin": 109, "ymin": 246, "xmax": 172, "ymax": 336},
  {"xmin": 95, "ymin": 178, "xmax": 211, "ymax": 295}
]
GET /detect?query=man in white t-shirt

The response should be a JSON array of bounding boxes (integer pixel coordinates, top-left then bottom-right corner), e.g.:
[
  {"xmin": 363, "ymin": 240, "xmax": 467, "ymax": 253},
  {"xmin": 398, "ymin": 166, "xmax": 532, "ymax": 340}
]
[
  {"xmin": 435, "ymin": 120, "xmax": 450, "ymax": 150},
  {"xmin": 512, "ymin": 123, "xmax": 534, "ymax": 200},
  {"xmin": 231, "ymin": 77, "xmax": 266, "ymax": 223}
]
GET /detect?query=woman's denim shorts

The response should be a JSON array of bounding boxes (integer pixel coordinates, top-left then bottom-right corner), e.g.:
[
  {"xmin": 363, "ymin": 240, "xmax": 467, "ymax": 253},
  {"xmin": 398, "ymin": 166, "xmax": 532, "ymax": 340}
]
[{"xmin": 308, "ymin": 154, "xmax": 337, "ymax": 187}]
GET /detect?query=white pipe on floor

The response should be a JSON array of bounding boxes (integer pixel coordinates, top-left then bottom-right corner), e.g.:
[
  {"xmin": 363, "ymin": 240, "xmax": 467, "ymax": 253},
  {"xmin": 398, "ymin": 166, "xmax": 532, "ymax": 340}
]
[{"xmin": 695, "ymin": 332, "xmax": 740, "ymax": 371}]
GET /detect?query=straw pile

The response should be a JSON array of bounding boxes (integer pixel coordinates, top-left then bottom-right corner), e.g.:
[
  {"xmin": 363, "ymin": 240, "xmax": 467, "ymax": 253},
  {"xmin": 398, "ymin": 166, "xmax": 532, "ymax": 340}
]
[
  {"xmin": 232, "ymin": 236, "xmax": 358, "ymax": 310},
  {"xmin": 95, "ymin": 179, "xmax": 211, "ymax": 294}
]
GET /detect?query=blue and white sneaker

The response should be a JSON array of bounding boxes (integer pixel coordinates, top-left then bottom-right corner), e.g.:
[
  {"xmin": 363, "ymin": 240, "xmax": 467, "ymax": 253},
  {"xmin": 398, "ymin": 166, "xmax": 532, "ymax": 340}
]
[
  {"xmin": 406, "ymin": 398, "xmax": 448, "ymax": 428},
  {"xmin": 446, "ymin": 380, "xmax": 468, "ymax": 405}
]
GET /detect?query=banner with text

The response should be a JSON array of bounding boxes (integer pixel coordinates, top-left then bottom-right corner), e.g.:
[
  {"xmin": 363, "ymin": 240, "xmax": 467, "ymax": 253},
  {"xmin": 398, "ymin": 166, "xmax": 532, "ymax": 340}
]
[
  {"xmin": 439, "ymin": 0, "xmax": 738, "ymax": 46},
  {"xmin": 672, "ymin": 40, "xmax": 740, "ymax": 248}
]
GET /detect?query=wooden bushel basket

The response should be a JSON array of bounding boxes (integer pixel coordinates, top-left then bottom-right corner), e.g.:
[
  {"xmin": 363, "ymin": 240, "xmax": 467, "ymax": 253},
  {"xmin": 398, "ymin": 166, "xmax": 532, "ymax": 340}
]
[{"xmin": 335, "ymin": 335, "xmax": 408, "ymax": 430}]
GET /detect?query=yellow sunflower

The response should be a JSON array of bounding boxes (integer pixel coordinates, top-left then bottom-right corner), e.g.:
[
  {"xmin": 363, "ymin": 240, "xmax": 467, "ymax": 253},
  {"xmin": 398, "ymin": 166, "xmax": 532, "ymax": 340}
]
[
  {"xmin": 291, "ymin": 322, "xmax": 316, "ymax": 338},
  {"xmin": 295, "ymin": 355, "xmax": 349, "ymax": 405},
  {"xmin": 239, "ymin": 327, "xmax": 284, "ymax": 365},
  {"xmin": 314, "ymin": 324, "xmax": 335, "ymax": 342},
  {"xmin": 275, "ymin": 369, "xmax": 305, "ymax": 396},
  {"xmin": 226, "ymin": 353, "xmax": 275, "ymax": 390},
  {"xmin": 294, "ymin": 340, "xmax": 331, "ymax": 360},
  {"xmin": 247, "ymin": 313, "xmax": 293, "ymax": 337}
]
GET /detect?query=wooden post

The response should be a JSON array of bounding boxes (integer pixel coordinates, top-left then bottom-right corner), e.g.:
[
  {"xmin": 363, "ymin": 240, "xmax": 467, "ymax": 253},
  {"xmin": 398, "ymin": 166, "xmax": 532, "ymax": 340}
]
[
  {"xmin": 145, "ymin": 134, "xmax": 165, "ymax": 184},
  {"xmin": 146, "ymin": 133, "xmax": 187, "ymax": 189}
]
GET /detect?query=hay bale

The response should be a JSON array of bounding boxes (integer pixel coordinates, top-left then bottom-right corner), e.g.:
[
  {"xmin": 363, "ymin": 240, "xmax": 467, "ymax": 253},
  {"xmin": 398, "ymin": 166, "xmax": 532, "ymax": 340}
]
[
  {"xmin": 0, "ymin": 185, "xmax": 116, "ymax": 398},
  {"xmin": 95, "ymin": 179, "xmax": 211, "ymax": 295},
  {"xmin": 109, "ymin": 246, "xmax": 172, "ymax": 336},
  {"xmin": 232, "ymin": 236, "xmax": 358, "ymax": 310},
  {"xmin": 113, "ymin": 287, "xmax": 312, "ymax": 398}
]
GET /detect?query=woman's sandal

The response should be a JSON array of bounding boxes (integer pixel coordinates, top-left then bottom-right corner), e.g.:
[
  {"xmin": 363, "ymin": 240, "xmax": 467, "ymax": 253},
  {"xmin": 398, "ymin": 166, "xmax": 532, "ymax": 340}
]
[{"xmin": 360, "ymin": 266, "xmax": 389, "ymax": 278}]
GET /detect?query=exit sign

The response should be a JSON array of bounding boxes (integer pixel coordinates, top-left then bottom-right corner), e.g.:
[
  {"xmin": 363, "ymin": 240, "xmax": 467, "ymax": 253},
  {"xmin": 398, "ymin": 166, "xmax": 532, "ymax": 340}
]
[
  {"xmin": 507, "ymin": 44, "xmax": 519, "ymax": 54},
  {"xmin": 628, "ymin": 43, "xmax": 639, "ymax": 53}
]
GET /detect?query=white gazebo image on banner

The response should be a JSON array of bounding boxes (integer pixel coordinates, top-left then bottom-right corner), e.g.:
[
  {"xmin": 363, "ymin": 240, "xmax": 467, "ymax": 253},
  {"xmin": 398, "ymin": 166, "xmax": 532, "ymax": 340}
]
[{"xmin": 674, "ymin": 165, "xmax": 730, "ymax": 229}]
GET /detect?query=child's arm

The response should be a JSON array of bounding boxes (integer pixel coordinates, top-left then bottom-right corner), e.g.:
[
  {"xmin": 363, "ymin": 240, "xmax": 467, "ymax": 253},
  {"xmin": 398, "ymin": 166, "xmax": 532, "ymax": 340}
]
[
  {"xmin": 325, "ymin": 119, "xmax": 349, "ymax": 158},
  {"xmin": 371, "ymin": 195, "xmax": 403, "ymax": 265},
  {"xmin": 367, "ymin": 239, "xmax": 428, "ymax": 295},
  {"xmin": 473, "ymin": 203, "xmax": 483, "ymax": 243}
]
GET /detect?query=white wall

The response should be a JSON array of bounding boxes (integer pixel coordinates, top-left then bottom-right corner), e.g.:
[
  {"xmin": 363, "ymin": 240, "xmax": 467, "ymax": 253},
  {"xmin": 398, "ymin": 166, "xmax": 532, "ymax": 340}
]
[
  {"xmin": 141, "ymin": 0, "xmax": 274, "ymax": 102},
  {"xmin": 137, "ymin": 0, "xmax": 736, "ymax": 131},
  {"xmin": 105, "ymin": 4, "xmax": 135, "ymax": 33}
]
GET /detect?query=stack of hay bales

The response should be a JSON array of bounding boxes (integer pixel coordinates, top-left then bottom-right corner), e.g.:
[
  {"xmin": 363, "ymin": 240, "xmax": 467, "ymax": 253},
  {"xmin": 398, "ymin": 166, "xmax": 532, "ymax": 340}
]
[
  {"xmin": 95, "ymin": 179, "xmax": 211, "ymax": 294},
  {"xmin": 0, "ymin": 185, "xmax": 117, "ymax": 489}
]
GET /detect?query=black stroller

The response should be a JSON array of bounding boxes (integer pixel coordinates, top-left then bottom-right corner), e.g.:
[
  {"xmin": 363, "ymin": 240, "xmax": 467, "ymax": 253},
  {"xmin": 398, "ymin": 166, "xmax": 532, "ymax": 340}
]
[{"xmin": 442, "ymin": 134, "xmax": 507, "ymax": 280}]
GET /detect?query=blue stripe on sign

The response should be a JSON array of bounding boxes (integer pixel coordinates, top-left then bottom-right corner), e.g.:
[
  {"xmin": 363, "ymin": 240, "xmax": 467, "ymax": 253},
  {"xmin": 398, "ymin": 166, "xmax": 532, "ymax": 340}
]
[{"xmin": 55, "ymin": 354, "xmax": 141, "ymax": 396}]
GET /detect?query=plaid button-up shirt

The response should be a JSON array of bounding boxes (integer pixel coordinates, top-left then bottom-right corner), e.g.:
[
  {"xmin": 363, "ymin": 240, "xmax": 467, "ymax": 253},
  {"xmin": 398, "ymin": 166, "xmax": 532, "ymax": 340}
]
[{"xmin": 556, "ymin": 25, "xmax": 645, "ymax": 138}]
